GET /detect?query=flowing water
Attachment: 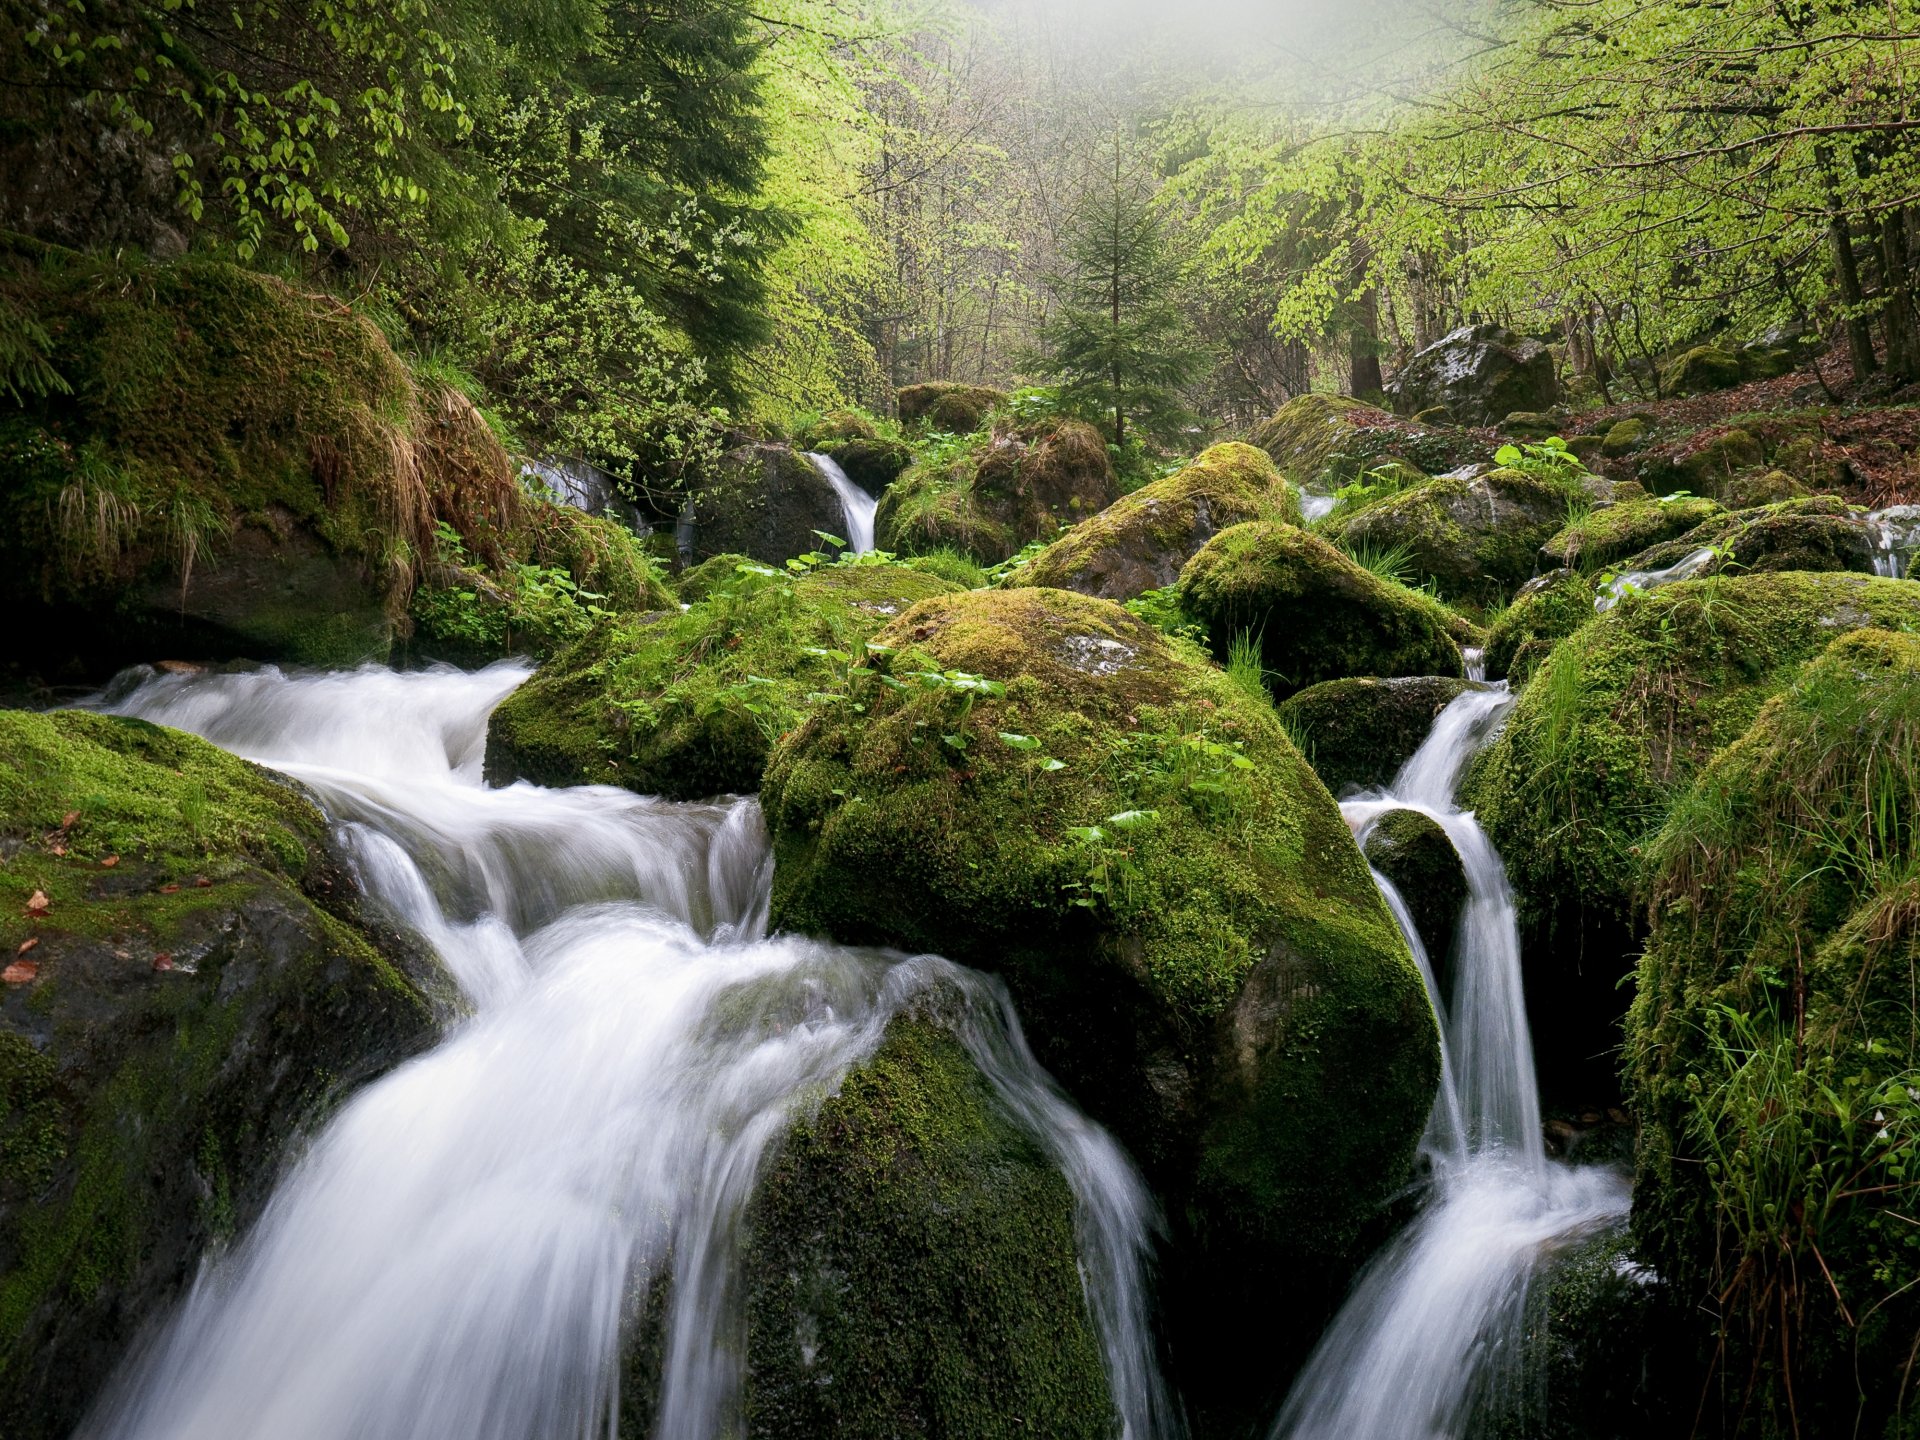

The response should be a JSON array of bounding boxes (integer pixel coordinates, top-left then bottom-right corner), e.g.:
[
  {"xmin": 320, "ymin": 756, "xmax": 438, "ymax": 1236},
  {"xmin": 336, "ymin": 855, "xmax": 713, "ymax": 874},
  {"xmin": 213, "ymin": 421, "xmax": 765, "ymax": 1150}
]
[
  {"xmin": 1271, "ymin": 687, "xmax": 1630, "ymax": 1440},
  {"xmin": 1869, "ymin": 504, "xmax": 1920, "ymax": 580},
  {"xmin": 806, "ymin": 452, "xmax": 878, "ymax": 554},
  {"xmin": 1594, "ymin": 545, "xmax": 1718, "ymax": 612},
  {"xmin": 76, "ymin": 661, "xmax": 1174, "ymax": 1440}
]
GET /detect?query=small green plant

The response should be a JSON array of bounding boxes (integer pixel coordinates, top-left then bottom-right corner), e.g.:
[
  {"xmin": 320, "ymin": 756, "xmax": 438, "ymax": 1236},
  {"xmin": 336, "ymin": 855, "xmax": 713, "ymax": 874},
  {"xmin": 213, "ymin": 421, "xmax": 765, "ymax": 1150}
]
[
  {"xmin": 1124, "ymin": 585, "xmax": 1206, "ymax": 644},
  {"xmin": 1334, "ymin": 538, "xmax": 1419, "ymax": 587},
  {"xmin": 1494, "ymin": 436, "xmax": 1588, "ymax": 489},
  {"xmin": 985, "ymin": 538, "xmax": 1054, "ymax": 586},
  {"xmin": 1064, "ymin": 808, "xmax": 1159, "ymax": 910},
  {"xmin": 1005, "ymin": 386, "xmax": 1063, "ymax": 422},
  {"xmin": 906, "ymin": 546, "xmax": 989, "ymax": 589},
  {"xmin": 1225, "ymin": 630, "xmax": 1271, "ymax": 705}
]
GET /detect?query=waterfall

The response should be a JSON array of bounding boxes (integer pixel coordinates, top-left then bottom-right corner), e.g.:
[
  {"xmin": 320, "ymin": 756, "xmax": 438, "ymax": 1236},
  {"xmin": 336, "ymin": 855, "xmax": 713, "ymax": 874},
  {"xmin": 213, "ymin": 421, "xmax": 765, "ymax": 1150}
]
[
  {"xmin": 807, "ymin": 451, "xmax": 878, "ymax": 554},
  {"xmin": 1270, "ymin": 686, "xmax": 1629, "ymax": 1440},
  {"xmin": 1594, "ymin": 545, "xmax": 1718, "ymax": 611},
  {"xmin": 76, "ymin": 662, "xmax": 1174, "ymax": 1440},
  {"xmin": 1868, "ymin": 504, "xmax": 1920, "ymax": 579}
]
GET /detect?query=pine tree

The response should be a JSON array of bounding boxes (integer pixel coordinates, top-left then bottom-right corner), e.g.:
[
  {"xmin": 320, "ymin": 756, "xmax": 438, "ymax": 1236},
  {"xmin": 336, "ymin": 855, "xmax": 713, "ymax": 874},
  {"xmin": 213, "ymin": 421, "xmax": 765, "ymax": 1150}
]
[{"xmin": 1038, "ymin": 136, "xmax": 1203, "ymax": 452}]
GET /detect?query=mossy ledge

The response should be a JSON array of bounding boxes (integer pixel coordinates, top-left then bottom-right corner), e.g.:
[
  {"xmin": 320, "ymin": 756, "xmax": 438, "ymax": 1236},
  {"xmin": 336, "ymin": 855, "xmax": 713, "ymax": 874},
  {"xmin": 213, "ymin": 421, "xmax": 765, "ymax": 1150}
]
[{"xmin": 0, "ymin": 709, "xmax": 444, "ymax": 1440}]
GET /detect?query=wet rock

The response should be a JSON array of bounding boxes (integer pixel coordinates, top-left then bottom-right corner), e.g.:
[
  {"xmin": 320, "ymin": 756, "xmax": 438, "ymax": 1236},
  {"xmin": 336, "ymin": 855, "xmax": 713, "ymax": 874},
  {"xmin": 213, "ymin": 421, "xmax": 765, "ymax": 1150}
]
[
  {"xmin": 1483, "ymin": 569, "xmax": 1595, "ymax": 684},
  {"xmin": 1277, "ymin": 676, "xmax": 1481, "ymax": 793},
  {"xmin": 1362, "ymin": 808, "xmax": 1467, "ymax": 973},
  {"xmin": 1386, "ymin": 324, "xmax": 1559, "ymax": 426},
  {"xmin": 1616, "ymin": 496, "xmax": 1878, "ymax": 578},
  {"xmin": 1539, "ymin": 496, "xmax": 1725, "ymax": 574},
  {"xmin": 689, "ymin": 444, "xmax": 846, "ymax": 567}
]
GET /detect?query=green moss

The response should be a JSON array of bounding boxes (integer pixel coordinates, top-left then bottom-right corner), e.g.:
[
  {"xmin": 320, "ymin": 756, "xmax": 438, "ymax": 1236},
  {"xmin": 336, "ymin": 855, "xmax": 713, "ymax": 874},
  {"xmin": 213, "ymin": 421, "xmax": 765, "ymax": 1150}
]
[
  {"xmin": 874, "ymin": 446, "xmax": 1013, "ymax": 563},
  {"xmin": 1600, "ymin": 417, "xmax": 1648, "ymax": 457},
  {"xmin": 741, "ymin": 1015, "xmax": 1113, "ymax": 1440},
  {"xmin": 485, "ymin": 559, "xmax": 963, "ymax": 797},
  {"xmin": 1659, "ymin": 345, "xmax": 1744, "ymax": 396},
  {"xmin": 762, "ymin": 586, "xmax": 1438, "ymax": 1286},
  {"xmin": 1539, "ymin": 495, "xmax": 1724, "ymax": 573},
  {"xmin": 1362, "ymin": 808, "xmax": 1466, "ymax": 966},
  {"xmin": 1618, "ymin": 494, "xmax": 1875, "ymax": 577},
  {"xmin": 1483, "ymin": 569, "xmax": 1595, "ymax": 684},
  {"xmin": 1627, "ymin": 630, "xmax": 1920, "ymax": 1436},
  {"xmin": 1276, "ymin": 676, "xmax": 1478, "ymax": 793},
  {"xmin": 1464, "ymin": 572, "xmax": 1920, "ymax": 953},
  {"xmin": 1248, "ymin": 393, "xmax": 1487, "ymax": 494},
  {"xmin": 896, "ymin": 382, "xmax": 1007, "ymax": 434},
  {"xmin": 1013, "ymin": 442, "xmax": 1300, "ymax": 601},
  {"xmin": 1177, "ymin": 521, "xmax": 1466, "ymax": 697}
]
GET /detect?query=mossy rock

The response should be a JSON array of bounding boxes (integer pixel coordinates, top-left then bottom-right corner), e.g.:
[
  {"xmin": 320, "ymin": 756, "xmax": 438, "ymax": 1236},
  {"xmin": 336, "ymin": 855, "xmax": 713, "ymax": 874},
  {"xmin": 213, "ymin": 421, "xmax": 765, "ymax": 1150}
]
[
  {"xmin": 1178, "ymin": 522, "xmax": 1465, "ymax": 696},
  {"xmin": 876, "ymin": 419, "xmax": 1118, "ymax": 565},
  {"xmin": 0, "ymin": 709, "xmax": 442, "ymax": 1440},
  {"xmin": 1659, "ymin": 345, "xmax": 1744, "ymax": 396},
  {"xmin": 1361, "ymin": 808, "xmax": 1466, "ymax": 973},
  {"xmin": 1600, "ymin": 418, "xmax": 1649, "ymax": 457},
  {"xmin": 1483, "ymin": 569, "xmax": 1595, "ymax": 684},
  {"xmin": 1501, "ymin": 411, "xmax": 1559, "ymax": 439},
  {"xmin": 817, "ymin": 437, "xmax": 912, "ymax": 497},
  {"xmin": 1247, "ymin": 393, "xmax": 1485, "ymax": 495},
  {"xmin": 1011, "ymin": 442, "xmax": 1299, "ymax": 601},
  {"xmin": 1386, "ymin": 324, "xmax": 1558, "ymax": 426},
  {"xmin": 761, "ymin": 587, "xmax": 1440, "ymax": 1339},
  {"xmin": 896, "ymin": 383, "xmax": 1007, "ymax": 434},
  {"xmin": 690, "ymin": 444, "xmax": 846, "ymax": 567},
  {"xmin": 1715, "ymin": 467, "xmax": 1808, "ymax": 509},
  {"xmin": 739, "ymin": 1013, "xmax": 1114, "ymax": 1440},
  {"xmin": 1276, "ymin": 675, "xmax": 1480, "ymax": 793},
  {"xmin": 1627, "ymin": 629, "xmax": 1920, "ymax": 1437},
  {"xmin": 1641, "ymin": 427, "xmax": 1766, "ymax": 499},
  {"xmin": 1617, "ymin": 495, "xmax": 1877, "ymax": 578},
  {"xmin": 795, "ymin": 409, "xmax": 880, "ymax": 447},
  {"xmin": 1321, "ymin": 467, "xmax": 1573, "ymax": 603},
  {"xmin": 1462, "ymin": 574, "xmax": 1920, "ymax": 1078},
  {"xmin": 1539, "ymin": 497, "xmax": 1725, "ymax": 574},
  {"xmin": 0, "ymin": 248, "xmax": 622, "ymax": 672},
  {"xmin": 485, "ymin": 560, "xmax": 963, "ymax": 798}
]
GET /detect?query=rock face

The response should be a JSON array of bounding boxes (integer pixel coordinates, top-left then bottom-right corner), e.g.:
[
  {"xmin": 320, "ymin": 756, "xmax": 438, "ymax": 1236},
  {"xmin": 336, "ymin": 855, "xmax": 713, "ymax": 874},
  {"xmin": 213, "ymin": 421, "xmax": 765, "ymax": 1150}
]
[
  {"xmin": 895, "ymin": 382, "xmax": 1007, "ymax": 433},
  {"xmin": 1482, "ymin": 568, "xmax": 1594, "ymax": 683},
  {"xmin": 1179, "ymin": 522, "xmax": 1465, "ymax": 696},
  {"xmin": 486, "ymin": 560, "xmax": 962, "ymax": 798},
  {"xmin": 690, "ymin": 445, "xmax": 847, "ymax": 566},
  {"xmin": 1628, "ymin": 630, "xmax": 1920, "ymax": 1437},
  {"xmin": 1321, "ymin": 467, "xmax": 1572, "ymax": 603},
  {"xmin": 876, "ymin": 419, "xmax": 1118, "ymax": 564},
  {"xmin": 1276, "ymin": 676, "xmax": 1480, "ymax": 793},
  {"xmin": 0, "ymin": 710, "xmax": 443, "ymax": 1440},
  {"xmin": 1011, "ymin": 443, "xmax": 1298, "ymax": 600},
  {"xmin": 760, "ymin": 587, "xmax": 1440, "ymax": 1377},
  {"xmin": 1539, "ymin": 496, "xmax": 1724, "ymax": 574},
  {"xmin": 1386, "ymin": 324, "xmax": 1558, "ymax": 426},
  {"xmin": 740, "ymin": 1015, "xmax": 1114, "ymax": 1440},
  {"xmin": 1361, "ymin": 808, "xmax": 1466, "ymax": 972},
  {"xmin": 1615, "ymin": 495, "xmax": 1879, "ymax": 579}
]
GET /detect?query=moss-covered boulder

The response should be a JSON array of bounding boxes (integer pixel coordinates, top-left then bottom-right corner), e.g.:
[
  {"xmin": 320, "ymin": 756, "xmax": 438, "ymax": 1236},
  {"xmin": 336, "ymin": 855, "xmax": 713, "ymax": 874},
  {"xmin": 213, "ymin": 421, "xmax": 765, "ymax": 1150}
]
[
  {"xmin": 1715, "ymin": 466, "xmax": 1808, "ymax": 509},
  {"xmin": 1361, "ymin": 808, "xmax": 1466, "ymax": 970},
  {"xmin": 795, "ymin": 409, "xmax": 879, "ymax": 447},
  {"xmin": 1658, "ymin": 345, "xmax": 1744, "ymax": 396},
  {"xmin": 1639, "ymin": 426, "xmax": 1766, "ymax": 500},
  {"xmin": 740, "ymin": 1013, "xmax": 1114, "ymax": 1440},
  {"xmin": 1321, "ymin": 467, "xmax": 1573, "ymax": 603},
  {"xmin": 1179, "ymin": 522, "xmax": 1465, "ymax": 696},
  {"xmin": 1627, "ymin": 630, "xmax": 1920, "ymax": 1437},
  {"xmin": 896, "ymin": 382, "xmax": 1006, "ymax": 434},
  {"xmin": 876, "ymin": 419, "xmax": 1118, "ymax": 564},
  {"xmin": 689, "ymin": 444, "xmax": 847, "ymax": 567},
  {"xmin": 1247, "ymin": 393, "xmax": 1486, "ymax": 495},
  {"xmin": 1600, "ymin": 417, "xmax": 1649, "ymax": 457},
  {"xmin": 1386, "ymin": 323, "xmax": 1558, "ymax": 426},
  {"xmin": 486, "ymin": 560, "xmax": 962, "ymax": 797},
  {"xmin": 1483, "ymin": 569, "xmax": 1595, "ymax": 684},
  {"xmin": 1276, "ymin": 676, "xmax": 1479, "ymax": 793},
  {"xmin": 0, "ymin": 248, "xmax": 621, "ymax": 671},
  {"xmin": 0, "ymin": 710, "xmax": 443, "ymax": 1440},
  {"xmin": 1539, "ymin": 496, "xmax": 1724, "ymax": 574},
  {"xmin": 1011, "ymin": 443, "xmax": 1298, "ymax": 600},
  {"xmin": 761, "ymin": 588, "xmax": 1439, "ymax": 1325},
  {"xmin": 1614, "ymin": 495, "xmax": 1878, "ymax": 579},
  {"xmin": 816, "ymin": 437, "xmax": 912, "ymax": 498}
]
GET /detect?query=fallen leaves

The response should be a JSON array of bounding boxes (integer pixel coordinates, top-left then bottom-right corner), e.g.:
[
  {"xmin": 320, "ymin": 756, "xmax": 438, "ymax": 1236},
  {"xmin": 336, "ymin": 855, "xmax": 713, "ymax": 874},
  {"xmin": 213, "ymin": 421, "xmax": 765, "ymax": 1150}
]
[
  {"xmin": 152, "ymin": 953, "xmax": 173, "ymax": 972},
  {"xmin": 101, "ymin": 855, "xmax": 119, "ymax": 868},
  {"xmin": 158, "ymin": 884, "xmax": 180, "ymax": 894},
  {"xmin": 24, "ymin": 890, "xmax": 50, "ymax": 918},
  {"xmin": 16, "ymin": 937, "xmax": 37, "ymax": 956},
  {"xmin": 3, "ymin": 960, "xmax": 38, "ymax": 985}
]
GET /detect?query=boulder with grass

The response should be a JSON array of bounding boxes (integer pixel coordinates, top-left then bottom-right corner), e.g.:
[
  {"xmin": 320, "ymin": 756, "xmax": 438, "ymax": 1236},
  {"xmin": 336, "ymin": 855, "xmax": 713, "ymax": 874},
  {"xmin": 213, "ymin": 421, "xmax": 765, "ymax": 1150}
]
[
  {"xmin": 1612, "ymin": 495, "xmax": 1878, "ymax": 579},
  {"xmin": 1179, "ymin": 523, "xmax": 1468, "ymax": 697},
  {"xmin": 1482, "ymin": 569, "xmax": 1595, "ymax": 684},
  {"xmin": 1385, "ymin": 324, "xmax": 1559, "ymax": 426},
  {"xmin": 1320, "ymin": 466, "xmax": 1574, "ymax": 604},
  {"xmin": 1010, "ymin": 443, "xmax": 1299, "ymax": 600},
  {"xmin": 1627, "ymin": 629, "xmax": 1920, "ymax": 1437},
  {"xmin": 761, "ymin": 587, "xmax": 1441, "ymax": 1382},
  {"xmin": 0, "ymin": 710, "xmax": 443, "ymax": 1440},
  {"xmin": 1247, "ymin": 393, "xmax": 1487, "ymax": 495},
  {"xmin": 895, "ymin": 382, "xmax": 1006, "ymax": 434},
  {"xmin": 485, "ymin": 559, "xmax": 962, "ymax": 798},
  {"xmin": 1276, "ymin": 676, "xmax": 1481, "ymax": 793},
  {"xmin": 1539, "ymin": 496, "xmax": 1725, "ymax": 574}
]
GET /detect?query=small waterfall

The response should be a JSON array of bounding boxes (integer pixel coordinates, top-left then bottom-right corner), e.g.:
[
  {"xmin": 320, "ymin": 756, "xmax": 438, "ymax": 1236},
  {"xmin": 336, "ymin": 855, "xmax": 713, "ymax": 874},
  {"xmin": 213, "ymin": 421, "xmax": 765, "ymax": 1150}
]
[
  {"xmin": 1594, "ymin": 545, "xmax": 1718, "ymax": 611},
  {"xmin": 807, "ymin": 451, "xmax": 878, "ymax": 554},
  {"xmin": 77, "ymin": 663, "xmax": 1174, "ymax": 1440},
  {"xmin": 1299, "ymin": 491, "xmax": 1337, "ymax": 524},
  {"xmin": 1271, "ymin": 686, "xmax": 1629, "ymax": 1440},
  {"xmin": 1868, "ymin": 504, "xmax": 1920, "ymax": 579}
]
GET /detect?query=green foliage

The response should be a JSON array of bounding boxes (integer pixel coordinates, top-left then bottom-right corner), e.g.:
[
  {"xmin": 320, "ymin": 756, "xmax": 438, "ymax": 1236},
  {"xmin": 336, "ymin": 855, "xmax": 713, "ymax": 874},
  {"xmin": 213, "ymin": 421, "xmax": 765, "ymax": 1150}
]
[{"xmin": 1492, "ymin": 438, "xmax": 1587, "ymax": 489}]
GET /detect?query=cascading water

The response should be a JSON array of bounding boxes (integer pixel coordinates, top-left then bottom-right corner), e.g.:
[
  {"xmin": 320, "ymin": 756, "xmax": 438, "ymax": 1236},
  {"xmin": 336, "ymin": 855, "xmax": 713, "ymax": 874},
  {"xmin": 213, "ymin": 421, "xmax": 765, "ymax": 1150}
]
[
  {"xmin": 1869, "ymin": 504, "xmax": 1920, "ymax": 579},
  {"xmin": 76, "ymin": 661, "xmax": 1174, "ymax": 1440},
  {"xmin": 1594, "ymin": 545, "xmax": 1718, "ymax": 612},
  {"xmin": 1270, "ymin": 687, "xmax": 1629, "ymax": 1440},
  {"xmin": 807, "ymin": 451, "xmax": 879, "ymax": 554}
]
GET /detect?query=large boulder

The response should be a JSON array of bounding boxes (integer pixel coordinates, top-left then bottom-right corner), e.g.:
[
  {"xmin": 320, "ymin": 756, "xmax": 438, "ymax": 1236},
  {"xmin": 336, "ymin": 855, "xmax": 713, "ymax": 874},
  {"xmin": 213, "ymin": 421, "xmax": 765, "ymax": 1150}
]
[
  {"xmin": 1627, "ymin": 630, "xmax": 1920, "ymax": 1437},
  {"xmin": 0, "ymin": 710, "xmax": 443, "ymax": 1440},
  {"xmin": 1321, "ymin": 467, "xmax": 1573, "ymax": 603},
  {"xmin": 1386, "ymin": 324, "xmax": 1558, "ymax": 426},
  {"xmin": 760, "ymin": 586, "xmax": 1440, "ymax": 1397},
  {"xmin": 1613, "ymin": 495, "xmax": 1879, "ymax": 579},
  {"xmin": 1462, "ymin": 572, "xmax": 1920, "ymax": 1091},
  {"xmin": 689, "ymin": 444, "xmax": 847, "ymax": 567},
  {"xmin": 1539, "ymin": 495, "xmax": 1725, "ymax": 574},
  {"xmin": 876, "ymin": 419, "xmax": 1118, "ymax": 564},
  {"xmin": 485, "ymin": 560, "xmax": 962, "ymax": 798},
  {"xmin": 1482, "ymin": 568, "xmax": 1594, "ymax": 684},
  {"xmin": 896, "ymin": 382, "xmax": 1006, "ymax": 434},
  {"xmin": 740, "ymin": 1013, "xmax": 1114, "ymax": 1439},
  {"xmin": 1010, "ymin": 443, "xmax": 1298, "ymax": 600},
  {"xmin": 1658, "ymin": 344, "xmax": 1744, "ymax": 396},
  {"xmin": 1179, "ymin": 522, "xmax": 1465, "ymax": 696},
  {"xmin": 1276, "ymin": 676, "xmax": 1480, "ymax": 793},
  {"xmin": 1247, "ymin": 394, "xmax": 1488, "ymax": 493}
]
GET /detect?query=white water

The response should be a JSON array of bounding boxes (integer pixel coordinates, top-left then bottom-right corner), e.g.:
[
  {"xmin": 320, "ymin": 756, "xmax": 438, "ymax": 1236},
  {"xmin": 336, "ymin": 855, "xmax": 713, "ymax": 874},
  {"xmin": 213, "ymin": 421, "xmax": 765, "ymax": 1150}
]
[
  {"xmin": 78, "ymin": 662, "xmax": 1174, "ymax": 1440},
  {"xmin": 1594, "ymin": 545, "xmax": 1717, "ymax": 612},
  {"xmin": 1869, "ymin": 504, "xmax": 1920, "ymax": 579},
  {"xmin": 807, "ymin": 451, "xmax": 878, "ymax": 554},
  {"xmin": 1299, "ymin": 491, "xmax": 1338, "ymax": 524},
  {"xmin": 1272, "ymin": 686, "xmax": 1629, "ymax": 1440}
]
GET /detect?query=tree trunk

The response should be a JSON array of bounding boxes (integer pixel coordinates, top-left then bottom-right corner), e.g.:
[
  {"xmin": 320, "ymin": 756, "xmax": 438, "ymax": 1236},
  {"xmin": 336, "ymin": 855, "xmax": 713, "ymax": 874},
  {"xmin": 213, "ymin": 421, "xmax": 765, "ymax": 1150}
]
[
  {"xmin": 1879, "ymin": 212, "xmax": 1920, "ymax": 384},
  {"xmin": 1828, "ymin": 213, "xmax": 1879, "ymax": 380}
]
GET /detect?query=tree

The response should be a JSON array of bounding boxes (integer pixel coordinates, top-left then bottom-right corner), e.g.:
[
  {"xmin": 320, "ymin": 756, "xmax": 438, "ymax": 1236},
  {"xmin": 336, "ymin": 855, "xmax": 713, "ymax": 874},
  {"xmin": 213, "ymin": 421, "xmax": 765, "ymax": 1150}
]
[{"xmin": 1036, "ymin": 134, "xmax": 1201, "ymax": 452}]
